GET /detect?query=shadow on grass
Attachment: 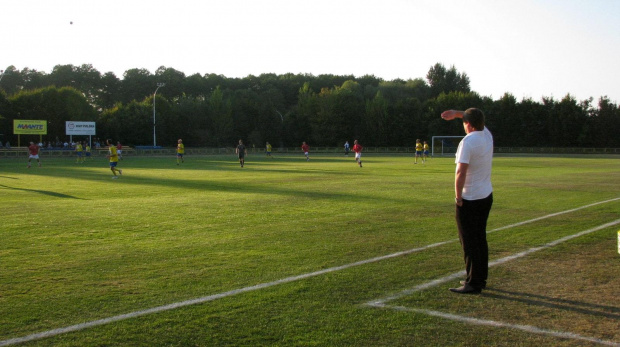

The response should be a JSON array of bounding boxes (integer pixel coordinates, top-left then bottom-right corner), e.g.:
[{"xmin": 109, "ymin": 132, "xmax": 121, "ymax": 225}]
[
  {"xmin": 0, "ymin": 175, "xmax": 19, "ymax": 179},
  {"xmin": 0, "ymin": 184, "xmax": 87, "ymax": 200},
  {"xmin": 483, "ymin": 288, "xmax": 620, "ymax": 319},
  {"xmin": 1, "ymin": 155, "xmax": 447, "ymax": 204}
]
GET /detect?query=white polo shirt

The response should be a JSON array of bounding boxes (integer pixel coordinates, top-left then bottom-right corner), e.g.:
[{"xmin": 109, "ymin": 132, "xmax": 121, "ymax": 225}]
[{"xmin": 455, "ymin": 126, "xmax": 494, "ymax": 200}]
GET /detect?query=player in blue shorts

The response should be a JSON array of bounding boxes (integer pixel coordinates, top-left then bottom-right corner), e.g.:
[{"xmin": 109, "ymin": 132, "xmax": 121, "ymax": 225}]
[
  {"xmin": 414, "ymin": 139, "xmax": 423, "ymax": 164},
  {"xmin": 85, "ymin": 143, "xmax": 91, "ymax": 160}
]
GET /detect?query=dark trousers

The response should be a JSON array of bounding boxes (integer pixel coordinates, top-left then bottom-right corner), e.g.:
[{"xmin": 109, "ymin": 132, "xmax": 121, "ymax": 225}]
[{"xmin": 455, "ymin": 193, "xmax": 493, "ymax": 289}]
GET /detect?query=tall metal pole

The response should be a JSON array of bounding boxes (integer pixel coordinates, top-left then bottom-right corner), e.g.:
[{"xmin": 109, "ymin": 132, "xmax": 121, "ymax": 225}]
[{"xmin": 153, "ymin": 83, "xmax": 165, "ymax": 147}]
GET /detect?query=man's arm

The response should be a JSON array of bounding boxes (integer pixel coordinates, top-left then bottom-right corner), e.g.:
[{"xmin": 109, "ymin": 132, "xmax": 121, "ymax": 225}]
[
  {"xmin": 441, "ymin": 110, "xmax": 465, "ymax": 121},
  {"xmin": 455, "ymin": 162, "xmax": 468, "ymax": 206}
]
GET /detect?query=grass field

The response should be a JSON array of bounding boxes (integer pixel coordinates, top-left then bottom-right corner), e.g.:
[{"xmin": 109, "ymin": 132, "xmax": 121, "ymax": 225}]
[{"xmin": 1, "ymin": 153, "xmax": 619, "ymax": 346}]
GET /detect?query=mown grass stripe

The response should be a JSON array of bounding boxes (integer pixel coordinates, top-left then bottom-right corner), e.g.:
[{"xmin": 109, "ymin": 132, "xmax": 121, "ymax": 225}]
[{"xmin": 1, "ymin": 198, "xmax": 617, "ymax": 346}]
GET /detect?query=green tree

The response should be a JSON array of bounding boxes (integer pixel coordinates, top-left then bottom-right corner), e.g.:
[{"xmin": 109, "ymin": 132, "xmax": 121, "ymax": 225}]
[
  {"xmin": 209, "ymin": 86, "xmax": 233, "ymax": 146},
  {"xmin": 289, "ymin": 82, "xmax": 315, "ymax": 146},
  {"xmin": 169, "ymin": 95, "xmax": 209, "ymax": 146},
  {"xmin": 513, "ymin": 97, "xmax": 549, "ymax": 147},
  {"xmin": 363, "ymin": 91, "xmax": 390, "ymax": 145},
  {"xmin": 311, "ymin": 81, "xmax": 363, "ymax": 145},
  {"xmin": 97, "ymin": 72, "xmax": 122, "ymax": 110},
  {"xmin": 545, "ymin": 95, "xmax": 588, "ymax": 147},
  {"xmin": 155, "ymin": 66, "xmax": 186, "ymax": 100},
  {"xmin": 8, "ymin": 86, "xmax": 97, "ymax": 144},
  {"xmin": 585, "ymin": 96, "xmax": 620, "ymax": 147},
  {"xmin": 426, "ymin": 63, "xmax": 470, "ymax": 98},
  {"xmin": 120, "ymin": 69, "xmax": 154, "ymax": 104}
]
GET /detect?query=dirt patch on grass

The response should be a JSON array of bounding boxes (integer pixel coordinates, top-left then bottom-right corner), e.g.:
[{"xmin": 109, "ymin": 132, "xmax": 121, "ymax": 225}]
[{"xmin": 409, "ymin": 231, "xmax": 620, "ymax": 344}]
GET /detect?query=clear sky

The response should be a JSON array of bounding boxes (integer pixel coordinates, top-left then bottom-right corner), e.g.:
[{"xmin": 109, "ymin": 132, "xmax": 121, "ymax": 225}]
[{"xmin": 3, "ymin": 0, "xmax": 619, "ymax": 103}]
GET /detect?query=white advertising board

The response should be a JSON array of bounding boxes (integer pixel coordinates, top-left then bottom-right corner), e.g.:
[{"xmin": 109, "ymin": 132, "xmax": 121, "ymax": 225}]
[{"xmin": 66, "ymin": 121, "xmax": 96, "ymax": 135}]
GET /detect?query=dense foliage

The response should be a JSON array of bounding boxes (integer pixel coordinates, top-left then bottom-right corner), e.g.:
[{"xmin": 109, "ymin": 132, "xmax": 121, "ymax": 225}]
[{"xmin": 0, "ymin": 63, "xmax": 618, "ymax": 148}]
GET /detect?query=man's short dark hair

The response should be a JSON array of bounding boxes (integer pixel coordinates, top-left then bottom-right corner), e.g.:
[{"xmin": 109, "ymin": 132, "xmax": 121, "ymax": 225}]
[{"xmin": 463, "ymin": 108, "xmax": 485, "ymax": 130}]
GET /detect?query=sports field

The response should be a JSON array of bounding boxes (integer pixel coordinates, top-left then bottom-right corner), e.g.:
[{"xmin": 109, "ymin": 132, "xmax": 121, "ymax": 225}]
[{"xmin": 1, "ymin": 153, "xmax": 619, "ymax": 346}]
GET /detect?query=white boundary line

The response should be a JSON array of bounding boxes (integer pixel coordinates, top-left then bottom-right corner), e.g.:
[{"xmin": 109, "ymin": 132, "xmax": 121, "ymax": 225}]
[
  {"xmin": 374, "ymin": 305, "xmax": 620, "ymax": 347},
  {"xmin": 1, "ymin": 198, "xmax": 619, "ymax": 346},
  {"xmin": 365, "ymin": 219, "xmax": 620, "ymax": 346},
  {"xmin": 367, "ymin": 219, "xmax": 620, "ymax": 305}
]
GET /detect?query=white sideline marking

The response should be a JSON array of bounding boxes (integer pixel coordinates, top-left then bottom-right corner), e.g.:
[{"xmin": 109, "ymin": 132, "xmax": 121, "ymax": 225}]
[
  {"xmin": 371, "ymin": 304, "xmax": 620, "ymax": 347},
  {"xmin": 365, "ymin": 219, "xmax": 620, "ymax": 346},
  {"xmin": 367, "ymin": 219, "xmax": 620, "ymax": 305},
  {"xmin": 487, "ymin": 197, "xmax": 620, "ymax": 234},
  {"xmin": 1, "ymin": 198, "xmax": 619, "ymax": 346}
]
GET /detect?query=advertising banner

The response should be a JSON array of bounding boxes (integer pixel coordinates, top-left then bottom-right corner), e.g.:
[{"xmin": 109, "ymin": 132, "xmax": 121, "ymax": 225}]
[
  {"xmin": 66, "ymin": 121, "xmax": 96, "ymax": 135},
  {"xmin": 13, "ymin": 120, "xmax": 47, "ymax": 135}
]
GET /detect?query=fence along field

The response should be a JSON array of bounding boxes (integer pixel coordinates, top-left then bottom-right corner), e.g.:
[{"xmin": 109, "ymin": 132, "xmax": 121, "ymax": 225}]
[{"xmin": 0, "ymin": 154, "xmax": 618, "ymax": 346}]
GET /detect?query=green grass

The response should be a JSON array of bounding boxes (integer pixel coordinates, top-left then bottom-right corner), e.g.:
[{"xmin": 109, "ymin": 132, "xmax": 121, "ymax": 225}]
[{"xmin": 1, "ymin": 153, "xmax": 619, "ymax": 346}]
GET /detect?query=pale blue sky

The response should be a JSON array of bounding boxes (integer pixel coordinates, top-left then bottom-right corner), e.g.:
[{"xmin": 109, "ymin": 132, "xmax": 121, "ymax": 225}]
[{"xmin": 3, "ymin": 0, "xmax": 619, "ymax": 102}]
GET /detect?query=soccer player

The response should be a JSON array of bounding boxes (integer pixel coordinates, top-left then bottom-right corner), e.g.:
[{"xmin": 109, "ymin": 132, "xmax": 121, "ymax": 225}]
[
  {"xmin": 176, "ymin": 139, "xmax": 185, "ymax": 165},
  {"xmin": 27, "ymin": 142, "xmax": 41, "ymax": 168},
  {"xmin": 236, "ymin": 140, "xmax": 247, "ymax": 167},
  {"xmin": 301, "ymin": 142, "xmax": 310, "ymax": 161},
  {"xmin": 414, "ymin": 139, "xmax": 423, "ymax": 164},
  {"xmin": 344, "ymin": 141, "xmax": 350, "ymax": 156},
  {"xmin": 75, "ymin": 141, "xmax": 84, "ymax": 163},
  {"xmin": 85, "ymin": 143, "xmax": 91, "ymax": 160},
  {"xmin": 352, "ymin": 140, "xmax": 363, "ymax": 167},
  {"xmin": 116, "ymin": 141, "xmax": 123, "ymax": 160},
  {"xmin": 265, "ymin": 142, "xmax": 272, "ymax": 157},
  {"xmin": 423, "ymin": 140, "xmax": 430, "ymax": 163},
  {"xmin": 106, "ymin": 139, "xmax": 122, "ymax": 179}
]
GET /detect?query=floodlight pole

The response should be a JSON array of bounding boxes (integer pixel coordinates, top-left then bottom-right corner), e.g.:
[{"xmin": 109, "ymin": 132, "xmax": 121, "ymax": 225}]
[{"xmin": 153, "ymin": 83, "xmax": 165, "ymax": 147}]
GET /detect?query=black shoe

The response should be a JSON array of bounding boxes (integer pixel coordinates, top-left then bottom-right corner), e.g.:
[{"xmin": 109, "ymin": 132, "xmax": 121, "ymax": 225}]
[
  {"xmin": 460, "ymin": 281, "xmax": 486, "ymax": 289},
  {"xmin": 449, "ymin": 284, "xmax": 481, "ymax": 294}
]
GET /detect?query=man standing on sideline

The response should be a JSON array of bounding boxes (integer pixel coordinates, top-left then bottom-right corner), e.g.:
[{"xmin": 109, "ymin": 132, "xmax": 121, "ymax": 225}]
[
  {"xmin": 176, "ymin": 139, "xmax": 185, "ymax": 165},
  {"xmin": 352, "ymin": 140, "xmax": 363, "ymax": 167},
  {"xmin": 27, "ymin": 142, "xmax": 41, "ymax": 168},
  {"xmin": 236, "ymin": 140, "xmax": 247, "ymax": 167},
  {"xmin": 106, "ymin": 139, "xmax": 123, "ymax": 179},
  {"xmin": 441, "ymin": 108, "xmax": 494, "ymax": 294},
  {"xmin": 344, "ymin": 141, "xmax": 350, "ymax": 156}
]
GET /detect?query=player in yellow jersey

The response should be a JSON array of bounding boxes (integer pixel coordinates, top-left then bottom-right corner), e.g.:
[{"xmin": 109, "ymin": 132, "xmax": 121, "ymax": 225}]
[
  {"xmin": 414, "ymin": 139, "xmax": 423, "ymax": 164},
  {"xmin": 423, "ymin": 140, "xmax": 430, "ymax": 164},
  {"xmin": 85, "ymin": 143, "xmax": 91, "ymax": 161},
  {"xmin": 176, "ymin": 139, "xmax": 185, "ymax": 165},
  {"xmin": 75, "ymin": 142, "xmax": 84, "ymax": 163},
  {"xmin": 265, "ymin": 142, "xmax": 272, "ymax": 157},
  {"xmin": 106, "ymin": 139, "xmax": 122, "ymax": 179}
]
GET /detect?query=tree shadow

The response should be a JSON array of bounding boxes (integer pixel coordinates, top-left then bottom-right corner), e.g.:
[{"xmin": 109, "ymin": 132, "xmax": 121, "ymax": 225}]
[
  {"xmin": 0, "ymin": 175, "xmax": 19, "ymax": 179},
  {"xmin": 0, "ymin": 184, "xmax": 87, "ymax": 200},
  {"xmin": 483, "ymin": 287, "xmax": 620, "ymax": 319}
]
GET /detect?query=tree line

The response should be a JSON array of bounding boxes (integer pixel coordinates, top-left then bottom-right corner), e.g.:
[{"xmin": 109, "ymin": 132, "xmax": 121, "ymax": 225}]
[{"xmin": 0, "ymin": 63, "xmax": 618, "ymax": 148}]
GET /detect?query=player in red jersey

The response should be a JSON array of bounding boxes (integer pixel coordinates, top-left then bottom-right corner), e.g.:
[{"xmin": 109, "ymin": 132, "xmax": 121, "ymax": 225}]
[
  {"xmin": 301, "ymin": 142, "xmax": 310, "ymax": 161},
  {"xmin": 116, "ymin": 141, "xmax": 123, "ymax": 160},
  {"xmin": 27, "ymin": 142, "xmax": 41, "ymax": 168},
  {"xmin": 352, "ymin": 140, "xmax": 363, "ymax": 167}
]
